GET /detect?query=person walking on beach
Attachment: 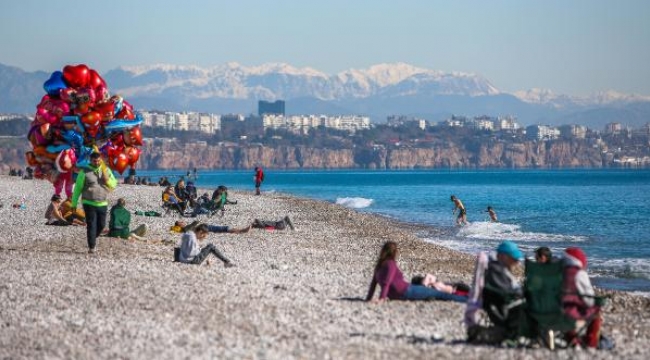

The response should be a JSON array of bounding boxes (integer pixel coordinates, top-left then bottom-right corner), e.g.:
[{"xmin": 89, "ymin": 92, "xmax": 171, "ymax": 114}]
[
  {"xmin": 71, "ymin": 152, "xmax": 117, "ymax": 254},
  {"xmin": 365, "ymin": 241, "xmax": 467, "ymax": 303},
  {"xmin": 451, "ymin": 195, "xmax": 468, "ymax": 226},
  {"xmin": 254, "ymin": 166, "xmax": 264, "ymax": 196},
  {"xmin": 178, "ymin": 223, "xmax": 235, "ymax": 267},
  {"xmin": 486, "ymin": 206, "xmax": 498, "ymax": 222}
]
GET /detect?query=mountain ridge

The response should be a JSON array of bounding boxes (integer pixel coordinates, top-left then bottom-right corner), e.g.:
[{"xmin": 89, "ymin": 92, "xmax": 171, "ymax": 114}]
[{"xmin": 1, "ymin": 62, "xmax": 649, "ymax": 128}]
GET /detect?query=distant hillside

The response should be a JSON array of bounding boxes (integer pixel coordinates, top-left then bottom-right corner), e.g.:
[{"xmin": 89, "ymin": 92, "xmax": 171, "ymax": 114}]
[{"xmin": 2, "ymin": 62, "xmax": 650, "ymax": 128}]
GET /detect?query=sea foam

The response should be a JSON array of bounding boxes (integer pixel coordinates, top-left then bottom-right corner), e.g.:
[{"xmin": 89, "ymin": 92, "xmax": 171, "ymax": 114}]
[{"xmin": 335, "ymin": 197, "xmax": 373, "ymax": 209}]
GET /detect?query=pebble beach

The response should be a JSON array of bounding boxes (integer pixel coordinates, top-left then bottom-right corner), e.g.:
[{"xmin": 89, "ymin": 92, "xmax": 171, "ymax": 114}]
[{"xmin": 1, "ymin": 175, "xmax": 649, "ymax": 359}]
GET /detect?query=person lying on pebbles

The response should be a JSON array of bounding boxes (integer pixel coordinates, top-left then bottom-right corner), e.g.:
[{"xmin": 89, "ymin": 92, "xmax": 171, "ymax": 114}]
[
  {"xmin": 170, "ymin": 220, "xmax": 251, "ymax": 234},
  {"xmin": 366, "ymin": 241, "xmax": 468, "ymax": 303}
]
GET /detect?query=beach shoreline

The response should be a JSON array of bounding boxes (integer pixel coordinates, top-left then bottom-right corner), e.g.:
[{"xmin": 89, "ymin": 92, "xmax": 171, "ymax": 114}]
[{"xmin": 1, "ymin": 175, "xmax": 648, "ymax": 359}]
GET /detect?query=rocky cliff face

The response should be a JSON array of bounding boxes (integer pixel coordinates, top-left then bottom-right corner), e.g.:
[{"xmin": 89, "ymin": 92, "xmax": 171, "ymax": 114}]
[
  {"xmin": 0, "ymin": 138, "xmax": 607, "ymax": 173},
  {"xmin": 136, "ymin": 140, "xmax": 605, "ymax": 170}
]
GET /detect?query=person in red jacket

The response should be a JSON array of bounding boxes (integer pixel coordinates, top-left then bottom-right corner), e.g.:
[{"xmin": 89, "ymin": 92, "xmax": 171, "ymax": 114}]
[
  {"xmin": 254, "ymin": 166, "xmax": 264, "ymax": 195},
  {"xmin": 562, "ymin": 247, "xmax": 602, "ymax": 348}
]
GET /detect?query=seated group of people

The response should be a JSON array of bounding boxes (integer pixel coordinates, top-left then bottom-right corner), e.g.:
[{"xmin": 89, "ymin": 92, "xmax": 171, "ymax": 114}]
[
  {"xmin": 366, "ymin": 240, "xmax": 605, "ymax": 349},
  {"xmin": 162, "ymin": 180, "xmax": 237, "ymax": 217}
]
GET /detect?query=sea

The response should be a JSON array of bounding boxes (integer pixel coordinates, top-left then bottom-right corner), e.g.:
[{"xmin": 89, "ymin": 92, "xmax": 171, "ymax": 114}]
[{"xmin": 139, "ymin": 169, "xmax": 650, "ymax": 294}]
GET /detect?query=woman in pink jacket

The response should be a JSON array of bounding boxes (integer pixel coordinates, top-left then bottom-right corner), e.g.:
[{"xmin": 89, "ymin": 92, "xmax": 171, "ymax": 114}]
[{"xmin": 365, "ymin": 241, "xmax": 467, "ymax": 303}]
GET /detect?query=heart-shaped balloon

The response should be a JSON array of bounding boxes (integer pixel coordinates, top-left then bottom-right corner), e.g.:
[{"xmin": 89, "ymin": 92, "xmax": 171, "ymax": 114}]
[
  {"xmin": 124, "ymin": 146, "xmax": 141, "ymax": 165},
  {"xmin": 27, "ymin": 123, "xmax": 50, "ymax": 145},
  {"xmin": 115, "ymin": 106, "xmax": 135, "ymax": 120},
  {"xmin": 43, "ymin": 71, "xmax": 67, "ymax": 96},
  {"xmin": 81, "ymin": 111, "xmax": 101, "ymax": 136},
  {"xmin": 35, "ymin": 108, "xmax": 58, "ymax": 125},
  {"xmin": 110, "ymin": 153, "xmax": 129, "ymax": 174},
  {"xmin": 62, "ymin": 64, "xmax": 90, "ymax": 88},
  {"xmin": 55, "ymin": 148, "xmax": 77, "ymax": 173},
  {"xmin": 87, "ymin": 69, "xmax": 106, "ymax": 89},
  {"xmin": 124, "ymin": 126, "xmax": 143, "ymax": 146},
  {"xmin": 94, "ymin": 101, "xmax": 115, "ymax": 123}
]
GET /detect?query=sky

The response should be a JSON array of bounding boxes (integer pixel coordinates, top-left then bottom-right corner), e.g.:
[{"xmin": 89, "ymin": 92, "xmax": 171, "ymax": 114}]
[{"xmin": 1, "ymin": 0, "xmax": 649, "ymax": 97}]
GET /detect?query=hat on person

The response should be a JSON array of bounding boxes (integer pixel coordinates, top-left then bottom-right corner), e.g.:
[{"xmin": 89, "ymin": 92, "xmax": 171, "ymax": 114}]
[
  {"xmin": 51, "ymin": 194, "xmax": 62, "ymax": 202},
  {"xmin": 565, "ymin": 247, "xmax": 587, "ymax": 268},
  {"xmin": 496, "ymin": 240, "xmax": 524, "ymax": 261}
]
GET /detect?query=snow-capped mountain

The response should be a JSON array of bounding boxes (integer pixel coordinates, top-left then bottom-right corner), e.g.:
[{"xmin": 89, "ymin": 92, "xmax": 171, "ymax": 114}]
[
  {"xmin": 105, "ymin": 62, "xmax": 500, "ymax": 101},
  {"xmin": 1, "ymin": 61, "xmax": 649, "ymax": 128}
]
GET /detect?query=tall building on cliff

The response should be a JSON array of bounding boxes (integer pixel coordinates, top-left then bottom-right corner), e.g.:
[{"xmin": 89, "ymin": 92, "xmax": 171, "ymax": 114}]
[{"xmin": 259, "ymin": 100, "xmax": 285, "ymax": 116}]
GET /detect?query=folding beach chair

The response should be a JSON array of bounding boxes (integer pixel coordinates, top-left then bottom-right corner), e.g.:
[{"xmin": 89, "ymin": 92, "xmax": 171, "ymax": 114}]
[{"xmin": 523, "ymin": 259, "xmax": 606, "ymax": 349}]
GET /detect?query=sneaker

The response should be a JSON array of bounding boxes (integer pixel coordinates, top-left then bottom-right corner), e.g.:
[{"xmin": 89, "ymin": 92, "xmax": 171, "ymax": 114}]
[
  {"xmin": 224, "ymin": 262, "xmax": 236, "ymax": 268},
  {"xmin": 100, "ymin": 228, "xmax": 109, "ymax": 236},
  {"xmin": 284, "ymin": 216, "xmax": 295, "ymax": 231},
  {"xmin": 88, "ymin": 247, "xmax": 97, "ymax": 254}
]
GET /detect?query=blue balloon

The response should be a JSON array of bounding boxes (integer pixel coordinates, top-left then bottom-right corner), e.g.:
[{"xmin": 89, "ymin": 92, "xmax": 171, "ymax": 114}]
[
  {"xmin": 46, "ymin": 144, "xmax": 71, "ymax": 153},
  {"xmin": 43, "ymin": 71, "xmax": 67, "ymax": 96},
  {"xmin": 61, "ymin": 129, "xmax": 84, "ymax": 149},
  {"xmin": 104, "ymin": 114, "xmax": 143, "ymax": 133}
]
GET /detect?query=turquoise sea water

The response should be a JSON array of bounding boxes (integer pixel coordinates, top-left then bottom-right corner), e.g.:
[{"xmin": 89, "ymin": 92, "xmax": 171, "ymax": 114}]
[{"xmin": 140, "ymin": 169, "xmax": 650, "ymax": 293}]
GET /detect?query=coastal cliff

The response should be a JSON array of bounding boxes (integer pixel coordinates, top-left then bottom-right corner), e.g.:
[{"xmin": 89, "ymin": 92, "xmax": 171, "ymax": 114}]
[
  {"xmin": 136, "ymin": 139, "xmax": 605, "ymax": 170},
  {"xmin": 1, "ymin": 139, "xmax": 608, "ymax": 172}
]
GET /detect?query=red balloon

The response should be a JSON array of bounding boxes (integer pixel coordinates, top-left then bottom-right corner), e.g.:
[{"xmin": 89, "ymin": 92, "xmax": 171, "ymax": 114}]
[
  {"xmin": 115, "ymin": 106, "xmax": 135, "ymax": 120},
  {"xmin": 94, "ymin": 101, "xmax": 115, "ymax": 123},
  {"xmin": 96, "ymin": 85, "xmax": 110, "ymax": 103},
  {"xmin": 124, "ymin": 146, "xmax": 141, "ymax": 165},
  {"xmin": 88, "ymin": 69, "xmax": 106, "ymax": 89},
  {"xmin": 110, "ymin": 153, "xmax": 129, "ymax": 174},
  {"xmin": 82, "ymin": 111, "xmax": 101, "ymax": 137},
  {"xmin": 123, "ymin": 126, "xmax": 143, "ymax": 146},
  {"xmin": 59, "ymin": 87, "xmax": 77, "ymax": 103},
  {"xmin": 62, "ymin": 64, "xmax": 90, "ymax": 88},
  {"xmin": 55, "ymin": 148, "xmax": 77, "ymax": 173}
]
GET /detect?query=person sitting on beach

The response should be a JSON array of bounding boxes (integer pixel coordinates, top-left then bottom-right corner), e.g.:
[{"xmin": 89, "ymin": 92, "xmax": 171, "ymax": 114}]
[
  {"xmin": 466, "ymin": 240, "xmax": 525, "ymax": 344},
  {"xmin": 108, "ymin": 198, "xmax": 148, "ymax": 241},
  {"xmin": 158, "ymin": 176, "xmax": 171, "ymax": 187},
  {"xmin": 45, "ymin": 194, "xmax": 84, "ymax": 226},
  {"xmin": 535, "ymin": 246, "xmax": 553, "ymax": 264},
  {"xmin": 162, "ymin": 186, "xmax": 187, "ymax": 214},
  {"xmin": 486, "ymin": 206, "xmax": 498, "ymax": 222},
  {"xmin": 562, "ymin": 247, "xmax": 603, "ymax": 348},
  {"xmin": 365, "ymin": 241, "xmax": 467, "ymax": 303},
  {"xmin": 170, "ymin": 220, "xmax": 251, "ymax": 234},
  {"xmin": 178, "ymin": 223, "xmax": 235, "ymax": 267},
  {"xmin": 175, "ymin": 179, "xmax": 191, "ymax": 203},
  {"xmin": 60, "ymin": 198, "xmax": 86, "ymax": 225},
  {"xmin": 411, "ymin": 274, "xmax": 471, "ymax": 297},
  {"xmin": 251, "ymin": 216, "xmax": 295, "ymax": 231}
]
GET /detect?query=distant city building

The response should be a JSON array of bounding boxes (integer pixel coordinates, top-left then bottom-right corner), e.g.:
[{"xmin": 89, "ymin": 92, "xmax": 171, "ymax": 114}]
[
  {"xmin": 258, "ymin": 100, "xmax": 285, "ymax": 116},
  {"xmin": 468, "ymin": 115, "xmax": 495, "ymax": 131},
  {"xmin": 495, "ymin": 115, "xmax": 520, "ymax": 131},
  {"xmin": 605, "ymin": 122, "xmax": 622, "ymax": 135},
  {"xmin": 559, "ymin": 124, "xmax": 587, "ymax": 139},
  {"xmin": 443, "ymin": 115, "xmax": 467, "ymax": 127},
  {"xmin": 526, "ymin": 125, "xmax": 560, "ymax": 140}
]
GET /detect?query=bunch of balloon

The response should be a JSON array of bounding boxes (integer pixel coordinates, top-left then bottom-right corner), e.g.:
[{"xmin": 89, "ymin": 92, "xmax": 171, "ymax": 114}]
[{"xmin": 25, "ymin": 64, "xmax": 144, "ymax": 194}]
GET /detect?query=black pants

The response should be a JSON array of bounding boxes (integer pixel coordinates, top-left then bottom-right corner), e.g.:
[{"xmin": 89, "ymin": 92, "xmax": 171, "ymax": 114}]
[
  {"xmin": 252, "ymin": 219, "xmax": 286, "ymax": 230},
  {"xmin": 190, "ymin": 244, "xmax": 230, "ymax": 265},
  {"xmin": 83, "ymin": 204, "xmax": 107, "ymax": 250}
]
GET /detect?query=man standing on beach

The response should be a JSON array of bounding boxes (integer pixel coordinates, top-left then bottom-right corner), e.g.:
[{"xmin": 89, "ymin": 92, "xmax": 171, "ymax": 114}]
[
  {"xmin": 254, "ymin": 166, "xmax": 264, "ymax": 196},
  {"xmin": 451, "ymin": 195, "xmax": 468, "ymax": 226},
  {"xmin": 71, "ymin": 152, "xmax": 117, "ymax": 254}
]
